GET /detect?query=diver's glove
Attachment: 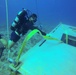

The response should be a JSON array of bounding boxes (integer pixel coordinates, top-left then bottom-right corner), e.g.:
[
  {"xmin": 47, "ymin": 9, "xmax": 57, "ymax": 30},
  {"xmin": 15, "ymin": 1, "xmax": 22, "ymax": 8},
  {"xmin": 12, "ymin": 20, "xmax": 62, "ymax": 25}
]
[
  {"xmin": 41, "ymin": 32, "xmax": 46, "ymax": 36},
  {"xmin": 37, "ymin": 31, "xmax": 46, "ymax": 36}
]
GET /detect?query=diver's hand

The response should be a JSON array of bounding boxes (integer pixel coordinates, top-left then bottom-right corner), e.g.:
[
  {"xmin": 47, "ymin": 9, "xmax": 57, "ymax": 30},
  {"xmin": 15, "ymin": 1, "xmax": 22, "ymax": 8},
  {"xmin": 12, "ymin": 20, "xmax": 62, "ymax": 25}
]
[{"xmin": 42, "ymin": 32, "xmax": 46, "ymax": 36}]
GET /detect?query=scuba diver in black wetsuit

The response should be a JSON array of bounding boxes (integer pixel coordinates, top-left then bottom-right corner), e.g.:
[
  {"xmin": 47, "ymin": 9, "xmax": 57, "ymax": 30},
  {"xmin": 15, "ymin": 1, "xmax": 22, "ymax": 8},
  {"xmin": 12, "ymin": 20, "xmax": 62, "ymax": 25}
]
[{"xmin": 0, "ymin": 9, "xmax": 46, "ymax": 57}]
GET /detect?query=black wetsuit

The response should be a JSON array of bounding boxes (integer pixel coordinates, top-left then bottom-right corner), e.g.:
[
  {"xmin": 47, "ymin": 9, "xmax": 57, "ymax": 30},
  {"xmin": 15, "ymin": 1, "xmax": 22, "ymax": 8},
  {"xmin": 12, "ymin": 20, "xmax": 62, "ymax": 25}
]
[{"xmin": 10, "ymin": 10, "xmax": 46, "ymax": 42}]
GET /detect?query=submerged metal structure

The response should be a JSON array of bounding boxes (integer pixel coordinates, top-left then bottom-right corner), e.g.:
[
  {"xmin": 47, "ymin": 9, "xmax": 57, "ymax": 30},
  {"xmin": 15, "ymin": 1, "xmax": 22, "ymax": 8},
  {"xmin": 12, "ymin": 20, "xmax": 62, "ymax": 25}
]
[{"xmin": 9, "ymin": 23, "xmax": 76, "ymax": 75}]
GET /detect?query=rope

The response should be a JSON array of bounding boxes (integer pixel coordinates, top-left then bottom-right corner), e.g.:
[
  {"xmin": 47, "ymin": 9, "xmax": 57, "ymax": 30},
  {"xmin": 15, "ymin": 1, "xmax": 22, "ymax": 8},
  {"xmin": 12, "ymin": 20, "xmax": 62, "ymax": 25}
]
[
  {"xmin": 35, "ymin": 0, "xmax": 39, "ymax": 21},
  {"xmin": 35, "ymin": 0, "xmax": 42, "ymax": 29},
  {"xmin": 5, "ymin": 0, "xmax": 9, "ymax": 40},
  {"xmin": 5, "ymin": 0, "xmax": 11, "ymax": 60}
]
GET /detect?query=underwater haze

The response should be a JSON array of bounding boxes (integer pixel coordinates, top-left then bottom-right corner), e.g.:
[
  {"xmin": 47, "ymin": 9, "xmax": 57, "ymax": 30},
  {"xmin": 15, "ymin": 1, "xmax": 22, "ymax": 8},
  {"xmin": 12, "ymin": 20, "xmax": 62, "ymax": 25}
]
[{"xmin": 0, "ymin": 0, "xmax": 76, "ymax": 29}]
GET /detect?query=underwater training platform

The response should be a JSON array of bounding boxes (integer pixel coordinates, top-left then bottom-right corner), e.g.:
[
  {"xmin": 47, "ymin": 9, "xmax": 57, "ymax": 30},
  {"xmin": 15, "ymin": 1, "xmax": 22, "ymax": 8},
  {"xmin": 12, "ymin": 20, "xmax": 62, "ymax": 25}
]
[{"xmin": 10, "ymin": 23, "xmax": 76, "ymax": 75}]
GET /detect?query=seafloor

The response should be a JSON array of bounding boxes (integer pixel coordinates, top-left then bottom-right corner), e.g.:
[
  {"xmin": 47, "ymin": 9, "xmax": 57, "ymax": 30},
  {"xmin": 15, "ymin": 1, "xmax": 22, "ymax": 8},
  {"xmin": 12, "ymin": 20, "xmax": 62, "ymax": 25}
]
[{"xmin": 0, "ymin": 24, "xmax": 53, "ymax": 75}]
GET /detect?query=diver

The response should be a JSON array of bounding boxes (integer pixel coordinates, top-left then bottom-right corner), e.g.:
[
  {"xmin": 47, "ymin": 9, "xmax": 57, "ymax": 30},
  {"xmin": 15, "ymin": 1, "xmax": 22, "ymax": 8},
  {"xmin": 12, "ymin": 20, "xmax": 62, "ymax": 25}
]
[{"xmin": 0, "ymin": 9, "xmax": 46, "ymax": 57}]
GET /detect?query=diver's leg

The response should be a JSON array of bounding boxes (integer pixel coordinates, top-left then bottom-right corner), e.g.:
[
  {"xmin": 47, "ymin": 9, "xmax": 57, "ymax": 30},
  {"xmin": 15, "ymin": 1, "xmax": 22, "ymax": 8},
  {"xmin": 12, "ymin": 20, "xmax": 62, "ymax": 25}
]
[
  {"xmin": 0, "ymin": 34, "xmax": 8, "ymax": 48},
  {"xmin": 0, "ymin": 38, "xmax": 8, "ymax": 48},
  {"xmin": 7, "ymin": 32, "xmax": 20, "ymax": 58},
  {"xmin": 8, "ymin": 40, "xmax": 15, "ymax": 49},
  {"xmin": 0, "ymin": 38, "xmax": 15, "ymax": 49},
  {"xmin": 8, "ymin": 31, "xmax": 20, "ymax": 49}
]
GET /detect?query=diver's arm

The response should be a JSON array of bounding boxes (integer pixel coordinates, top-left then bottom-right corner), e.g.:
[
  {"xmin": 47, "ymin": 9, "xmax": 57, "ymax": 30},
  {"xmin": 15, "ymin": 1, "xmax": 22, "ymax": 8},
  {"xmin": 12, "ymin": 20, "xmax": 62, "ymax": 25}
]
[{"xmin": 31, "ymin": 26, "xmax": 46, "ymax": 36}]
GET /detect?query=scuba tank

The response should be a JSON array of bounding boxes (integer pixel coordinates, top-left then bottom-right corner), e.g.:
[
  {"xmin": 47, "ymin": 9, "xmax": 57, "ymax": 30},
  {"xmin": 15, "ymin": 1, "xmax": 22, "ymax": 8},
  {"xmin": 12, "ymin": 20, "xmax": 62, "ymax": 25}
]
[{"xmin": 10, "ymin": 9, "xmax": 28, "ymax": 31}]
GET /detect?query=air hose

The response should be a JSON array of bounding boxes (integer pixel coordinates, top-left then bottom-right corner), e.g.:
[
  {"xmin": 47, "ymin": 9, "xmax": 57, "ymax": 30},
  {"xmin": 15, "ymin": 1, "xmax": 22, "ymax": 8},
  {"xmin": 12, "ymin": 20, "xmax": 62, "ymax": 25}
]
[{"xmin": 16, "ymin": 29, "xmax": 62, "ymax": 64}]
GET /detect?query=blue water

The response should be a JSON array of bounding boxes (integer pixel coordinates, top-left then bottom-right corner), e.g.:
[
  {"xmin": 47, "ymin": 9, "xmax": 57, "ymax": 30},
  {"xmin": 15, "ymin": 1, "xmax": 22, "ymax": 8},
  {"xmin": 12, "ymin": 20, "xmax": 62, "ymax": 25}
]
[{"xmin": 0, "ymin": 0, "xmax": 76, "ymax": 28}]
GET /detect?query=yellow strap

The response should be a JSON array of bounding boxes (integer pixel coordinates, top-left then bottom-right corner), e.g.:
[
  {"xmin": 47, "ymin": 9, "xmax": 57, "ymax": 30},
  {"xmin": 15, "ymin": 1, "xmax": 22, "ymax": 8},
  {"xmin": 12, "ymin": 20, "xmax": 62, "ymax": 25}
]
[
  {"xmin": 16, "ymin": 29, "xmax": 61, "ymax": 63},
  {"xmin": 61, "ymin": 25, "xmax": 68, "ymax": 44}
]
